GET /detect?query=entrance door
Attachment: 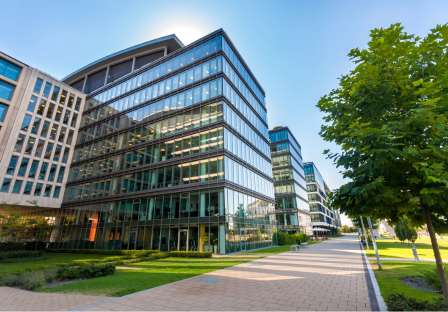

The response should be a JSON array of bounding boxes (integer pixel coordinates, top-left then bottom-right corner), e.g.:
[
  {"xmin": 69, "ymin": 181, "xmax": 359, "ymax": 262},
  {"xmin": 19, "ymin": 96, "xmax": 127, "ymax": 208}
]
[{"xmin": 178, "ymin": 229, "xmax": 189, "ymax": 251}]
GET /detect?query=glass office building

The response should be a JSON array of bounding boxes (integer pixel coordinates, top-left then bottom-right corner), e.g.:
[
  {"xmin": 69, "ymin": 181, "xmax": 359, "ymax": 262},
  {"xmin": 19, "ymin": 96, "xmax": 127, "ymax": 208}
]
[
  {"xmin": 303, "ymin": 162, "xmax": 341, "ymax": 236},
  {"xmin": 269, "ymin": 126, "xmax": 312, "ymax": 234},
  {"xmin": 57, "ymin": 29, "xmax": 275, "ymax": 254}
]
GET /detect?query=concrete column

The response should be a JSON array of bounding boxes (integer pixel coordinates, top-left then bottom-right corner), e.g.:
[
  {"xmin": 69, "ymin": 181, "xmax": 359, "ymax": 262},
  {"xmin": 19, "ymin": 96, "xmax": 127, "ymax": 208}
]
[{"xmin": 199, "ymin": 224, "xmax": 206, "ymax": 252}]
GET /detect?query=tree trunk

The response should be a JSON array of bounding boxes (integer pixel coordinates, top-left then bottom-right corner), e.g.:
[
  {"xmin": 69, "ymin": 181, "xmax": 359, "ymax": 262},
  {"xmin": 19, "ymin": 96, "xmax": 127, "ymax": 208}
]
[
  {"xmin": 424, "ymin": 208, "xmax": 448, "ymax": 303},
  {"xmin": 411, "ymin": 242, "xmax": 420, "ymax": 262}
]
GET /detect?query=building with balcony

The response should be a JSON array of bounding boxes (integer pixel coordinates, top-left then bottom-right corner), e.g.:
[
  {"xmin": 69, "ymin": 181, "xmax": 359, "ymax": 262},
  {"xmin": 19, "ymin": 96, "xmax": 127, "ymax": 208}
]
[
  {"xmin": 0, "ymin": 52, "xmax": 85, "ymax": 209},
  {"xmin": 56, "ymin": 29, "xmax": 275, "ymax": 254},
  {"xmin": 303, "ymin": 161, "xmax": 341, "ymax": 236},
  {"xmin": 269, "ymin": 126, "xmax": 312, "ymax": 235}
]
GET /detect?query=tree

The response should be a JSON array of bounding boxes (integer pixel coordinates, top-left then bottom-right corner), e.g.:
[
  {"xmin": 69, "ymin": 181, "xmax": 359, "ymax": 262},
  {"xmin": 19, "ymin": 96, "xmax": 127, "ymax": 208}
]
[
  {"xmin": 394, "ymin": 217, "xmax": 419, "ymax": 261},
  {"xmin": 318, "ymin": 23, "xmax": 448, "ymax": 302}
]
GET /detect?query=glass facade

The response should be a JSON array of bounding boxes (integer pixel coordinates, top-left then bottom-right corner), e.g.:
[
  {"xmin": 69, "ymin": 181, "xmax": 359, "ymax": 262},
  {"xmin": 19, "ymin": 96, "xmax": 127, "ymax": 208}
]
[
  {"xmin": 269, "ymin": 127, "xmax": 311, "ymax": 234},
  {"xmin": 61, "ymin": 31, "xmax": 275, "ymax": 253},
  {"xmin": 303, "ymin": 162, "xmax": 340, "ymax": 235}
]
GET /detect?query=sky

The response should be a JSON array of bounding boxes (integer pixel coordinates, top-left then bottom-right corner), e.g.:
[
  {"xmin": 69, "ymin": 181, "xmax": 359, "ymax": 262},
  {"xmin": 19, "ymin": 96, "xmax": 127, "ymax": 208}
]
[{"xmin": 2, "ymin": 0, "xmax": 447, "ymax": 192}]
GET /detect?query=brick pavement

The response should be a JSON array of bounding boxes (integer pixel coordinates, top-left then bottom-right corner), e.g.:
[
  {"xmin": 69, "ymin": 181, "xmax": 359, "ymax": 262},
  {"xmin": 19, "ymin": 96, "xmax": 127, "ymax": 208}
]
[{"xmin": 0, "ymin": 234, "xmax": 374, "ymax": 311}]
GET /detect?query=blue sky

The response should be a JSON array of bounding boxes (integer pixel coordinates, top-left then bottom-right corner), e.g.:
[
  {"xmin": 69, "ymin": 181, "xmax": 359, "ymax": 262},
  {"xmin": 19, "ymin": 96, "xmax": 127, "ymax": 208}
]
[{"xmin": 2, "ymin": 0, "xmax": 447, "ymax": 189}]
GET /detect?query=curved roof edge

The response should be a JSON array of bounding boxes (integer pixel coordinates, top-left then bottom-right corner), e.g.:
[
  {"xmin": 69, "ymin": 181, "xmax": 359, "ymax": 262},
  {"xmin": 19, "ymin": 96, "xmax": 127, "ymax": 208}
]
[{"xmin": 62, "ymin": 34, "xmax": 184, "ymax": 83}]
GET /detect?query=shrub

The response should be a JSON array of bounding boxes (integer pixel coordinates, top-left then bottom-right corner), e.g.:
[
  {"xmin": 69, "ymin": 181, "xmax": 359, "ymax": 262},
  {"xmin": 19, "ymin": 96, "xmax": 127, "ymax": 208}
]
[
  {"xmin": 386, "ymin": 294, "xmax": 447, "ymax": 311},
  {"xmin": 0, "ymin": 242, "xmax": 47, "ymax": 251},
  {"xmin": 56, "ymin": 263, "xmax": 115, "ymax": 280},
  {"xmin": 0, "ymin": 271, "xmax": 46, "ymax": 290},
  {"xmin": 47, "ymin": 249, "xmax": 158, "ymax": 257},
  {"xmin": 273, "ymin": 231, "xmax": 310, "ymax": 245},
  {"xmin": 0, "ymin": 250, "xmax": 43, "ymax": 261},
  {"xmin": 168, "ymin": 251, "xmax": 212, "ymax": 258}
]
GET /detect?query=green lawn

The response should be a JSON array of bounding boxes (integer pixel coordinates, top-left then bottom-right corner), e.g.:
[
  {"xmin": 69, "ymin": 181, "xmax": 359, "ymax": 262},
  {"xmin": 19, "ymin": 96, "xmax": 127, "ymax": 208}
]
[
  {"xmin": 366, "ymin": 237, "xmax": 448, "ymax": 259},
  {"xmin": 0, "ymin": 253, "xmax": 120, "ymax": 275},
  {"xmin": 371, "ymin": 261, "xmax": 443, "ymax": 303},
  {"xmin": 43, "ymin": 256, "xmax": 256, "ymax": 296}
]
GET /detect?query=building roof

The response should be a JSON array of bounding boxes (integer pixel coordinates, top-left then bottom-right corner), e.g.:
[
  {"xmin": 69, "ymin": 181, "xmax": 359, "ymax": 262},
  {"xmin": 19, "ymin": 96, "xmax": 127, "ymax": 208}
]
[{"xmin": 62, "ymin": 34, "xmax": 184, "ymax": 83}]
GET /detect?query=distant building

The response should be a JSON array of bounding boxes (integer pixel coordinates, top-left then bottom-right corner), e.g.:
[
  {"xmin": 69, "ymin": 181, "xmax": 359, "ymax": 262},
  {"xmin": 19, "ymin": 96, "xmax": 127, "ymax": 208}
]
[
  {"xmin": 269, "ymin": 126, "xmax": 312, "ymax": 235},
  {"xmin": 303, "ymin": 162, "xmax": 340, "ymax": 235},
  {"xmin": 0, "ymin": 52, "xmax": 85, "ymax": 208}
]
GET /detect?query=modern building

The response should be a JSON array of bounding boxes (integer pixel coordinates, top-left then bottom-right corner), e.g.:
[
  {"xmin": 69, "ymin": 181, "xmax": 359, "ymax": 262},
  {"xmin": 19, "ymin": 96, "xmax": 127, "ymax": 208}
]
[
  {"xmin": 0, "ymin": 52, "xmax": 85, "ymax": 208},
  {"xmin": 303, "ymin": 162, "xmax": 341, "ymax": 236},
  {"xmin": 269, "ymin": 126, "xmax": 312, "ymax": 235},
  {"xmin": 54, "ymin": 29, "xmax": 275, "ymax": 253}
]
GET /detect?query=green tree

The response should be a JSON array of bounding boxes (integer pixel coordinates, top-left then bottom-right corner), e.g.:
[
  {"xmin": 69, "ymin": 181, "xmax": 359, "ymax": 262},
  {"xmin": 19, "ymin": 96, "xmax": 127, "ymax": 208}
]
[
  {"xmin": 394, "ymin": 217, "xmax": 419, "ymax": 261},
  {"xmin": 318, "ymin": 23, "xmax": 448, "ymax": 301}
]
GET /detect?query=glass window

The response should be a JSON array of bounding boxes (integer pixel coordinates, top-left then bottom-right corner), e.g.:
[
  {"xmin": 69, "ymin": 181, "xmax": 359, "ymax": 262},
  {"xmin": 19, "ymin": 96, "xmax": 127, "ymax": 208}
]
[
  {"xmin": 51, "ymin": 85, "xmax": 60, "ymax": 101},
  {"xmin": 46, "ymin": 103, "xmax": 55, "ymax": 119},
  {"xmin": 44, "ymin": 142, "xmax": 54, "ymax": 159},
  {"xmin": 37, "ymin": 99, "xmax": 46, "ymax": 115},
  {"xmin": 75, "ymin": 97, "xmax": 81, "ymax": 111},
  {"xmin": 33, "ymin": 78, "xmax": 43, "ymax": 94},
  {"xmin": 59, "ymin": 90, "xmax": 67, "ymax": 105},
  {"xmin": 14, "ymin": 134, "xmax": 26, "ymax": 152},
  {"xmin": 53, "ymin": 185, "xmax": 61, "ymax": 198},
  {"xmin": 57, "ymin": 166, "xmax": 65, "ymax": 183},
  {"xmin": 35, "ymin": 139, "xmax": 45, "ymax": 157},
  {"xmin": 39, "ymin": 162, "xmax": 48, "ymax": 180},
  {"xmin": 27, "ymin": 95, "xmax": 37, "ymax": 113},
  {"xmin": 24, "ymin": 136, "xmax": 35, "ymax": 155},
  {"xmin": 48, "ymin": 164, "xmax": 57, "ymax": 181},
  {"xmin": 31, "ymin": 117, "xmax": 41, "ymax": 134},
  {"xmin": 29, "ymin": 160, "xmax": 39, "ymax": 178},
  {"xmin": 1, "ymin": 178, "xmax": 12, "ymax": 192},
  {"xmin": 34, "ymin": 182, "xmax": 43, "ymax": 196},
  {"xmin": 67, "ymin": 95, "xmax": 74, "ymax": 108},
  {"xmin": 6, "ymin": 155, "xmax": 18, "ymax": 175},
  {"xmin": 0, "ymin": 103, "xmax": 7, "ymax": 122},
  {"xmin": 43, "ymin": 184, "xmax": 52, "ymax": 197},
  {"xmin": 23, "ymin": 181, "xmax": 33, "ymax": 194},
  {"xmin": 43, "ymin": 82, "xmax": 52, "ymax": 98},
  {"xmin": 21, "ymin": 114, "xmax": 32, "ymax": 132},
  {"xmin": 12, "ymin": 180, "xmax": 22, "ymax": 193},
  {"xmin": 17, "ymin": 157, "xmax": 29, "ymax": 176},
  {"xmin": 0, "ymin": 58, "xmax": 21, "ymax": 81},
  {"xmin": 0, "ymin": 80, "xmax": 15, "ymax": 101},
  {"xmin": 40, "ymin": 121, "xmax": 50, "ymax": 137}
]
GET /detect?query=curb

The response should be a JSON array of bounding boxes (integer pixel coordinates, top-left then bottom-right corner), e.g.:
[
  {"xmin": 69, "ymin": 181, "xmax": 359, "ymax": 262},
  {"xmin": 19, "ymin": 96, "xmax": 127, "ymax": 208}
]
[{"xmin": 361, "ymin": 243, "xmax": 388, "ymax": 311}]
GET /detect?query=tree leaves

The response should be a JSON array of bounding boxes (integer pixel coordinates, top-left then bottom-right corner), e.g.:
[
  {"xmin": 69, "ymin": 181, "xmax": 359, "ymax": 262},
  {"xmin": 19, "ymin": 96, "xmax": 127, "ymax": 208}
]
[{"xmin": 318, "ymin": 23, "xmax": 448, "ymax": 229}]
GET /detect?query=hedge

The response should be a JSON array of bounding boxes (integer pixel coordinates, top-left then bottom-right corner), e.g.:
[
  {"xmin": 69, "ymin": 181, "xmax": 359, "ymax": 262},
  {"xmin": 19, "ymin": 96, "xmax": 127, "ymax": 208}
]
[
  {"xmin": 56, "ymin": 263, "xmax": 115, "ymax": 280},
  {"xmin": 46, "ymin": 249, "xmax": 159, "ymax": 257},
  {"xmin": 168, "ymin": 251, "xmax": 212, "ymax": 258},
  {"xmin": 0, "ymin": 242, "xmax": 47, "ymax": 251},
  {"xmin": 0, "ymin": 250, "xmax": 43, "ymax": 261},
  {"xmin": 273, "ymin": 232, "xmax": 309, "ymax": 245},
  {"xmin": 386, "ymin": 294, "xmax": 447, "ymax": 311}
]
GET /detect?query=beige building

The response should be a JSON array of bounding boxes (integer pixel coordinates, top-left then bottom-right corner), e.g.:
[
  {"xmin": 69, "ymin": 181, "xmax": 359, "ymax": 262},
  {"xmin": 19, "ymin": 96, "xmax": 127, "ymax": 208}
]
[{"xmin": 0, "ymin": 52, "xmax": 85, "ymax": 208}]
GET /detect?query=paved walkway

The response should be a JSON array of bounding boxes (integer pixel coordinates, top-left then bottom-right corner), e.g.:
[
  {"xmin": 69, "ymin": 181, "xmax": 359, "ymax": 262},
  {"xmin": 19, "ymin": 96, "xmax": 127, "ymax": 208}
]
[{"xmin": 1, "ymin": 235, "xmax": 375, "ymax": 311}]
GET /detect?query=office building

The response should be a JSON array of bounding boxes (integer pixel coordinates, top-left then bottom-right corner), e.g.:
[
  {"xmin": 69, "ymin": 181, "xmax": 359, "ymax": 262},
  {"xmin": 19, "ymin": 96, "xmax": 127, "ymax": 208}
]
[
  {"xmin": 56, "ymin": 29, "xmax": 275, "ymax": 253},
  {"xmin": 0, "ymin": 52, "xmax": 85, "ymax": 208},
  {"xmin": 269, "ymin": 126, "xmax": 312, "ymax": 235},
  {"xmin": 304, "ymin": 161, "xmax": 340, "ymax": 235}
]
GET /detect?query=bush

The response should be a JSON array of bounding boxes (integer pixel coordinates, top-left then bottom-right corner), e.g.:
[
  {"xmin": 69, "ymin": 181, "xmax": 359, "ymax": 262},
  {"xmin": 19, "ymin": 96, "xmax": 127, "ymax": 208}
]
[
  {"xmin": 0, "ymin": 271, "xmax": 47, "ymax": 290},
  {"xmin": 47, "ymin": 249, "xmax": 158, "ymax": 257},
  {"xmin": 0, "ymin": 242, "xmax": 47, "ymax": 251},
  {"xmin": 273, "ymin": 231, "xmax": 310, "ymax": 245},
  {"xmin": 168, "ymin": 251, "xmax": 212, "ymax": 258},
  {"xmin": 386, "ymin": 294, "xmax": 447, "ymax": 311},
  {"xmin": 56, "ymin": 263, "xmax": 115, "ymax": 280},
  {"xmin": 0, "ymin": 250, "xmax": 43, "ymax": 261}
]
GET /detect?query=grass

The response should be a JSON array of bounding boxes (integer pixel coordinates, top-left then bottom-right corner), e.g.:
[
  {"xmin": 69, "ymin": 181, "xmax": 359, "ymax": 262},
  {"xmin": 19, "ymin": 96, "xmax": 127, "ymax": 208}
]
[
  {"xmin": 366, "ymin": 236, "xmax": 448, "ymax": 259},
  {"xmin": 0, "ymin": 253, "xmax": 120, "ymax": 275},
  {"xmin": 43, "ymin": 256, "xmax": 256, "ymax": 296},
  {"xmin": 371, "ymin": 260, "xmax": 443, "ymax": 303}
]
